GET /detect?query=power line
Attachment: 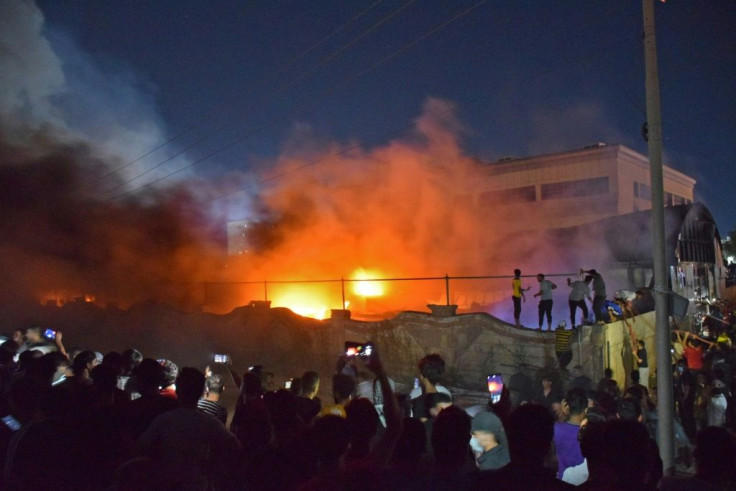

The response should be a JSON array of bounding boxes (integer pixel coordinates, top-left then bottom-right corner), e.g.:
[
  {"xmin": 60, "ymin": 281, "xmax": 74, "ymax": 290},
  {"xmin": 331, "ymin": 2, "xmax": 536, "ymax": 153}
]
[
  {"xmin": 102, "ymin": 0, "xmax": 489, "ymax": 202},
  {"xmin": 86, "ymin": 0, "xmax": 387, "ymax": 191}
]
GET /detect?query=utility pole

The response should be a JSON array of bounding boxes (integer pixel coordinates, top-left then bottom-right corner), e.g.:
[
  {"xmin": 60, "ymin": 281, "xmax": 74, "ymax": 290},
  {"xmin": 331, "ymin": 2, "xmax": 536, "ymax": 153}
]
[{"xmin": 642, "ymin": 0, "xmax": 675, "ymax": 475}]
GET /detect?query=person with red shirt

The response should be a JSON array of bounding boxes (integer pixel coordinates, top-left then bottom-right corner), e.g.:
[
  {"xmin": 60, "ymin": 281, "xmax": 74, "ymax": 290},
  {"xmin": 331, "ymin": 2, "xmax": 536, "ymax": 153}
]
[{"xmin": 675, "ymin": 330, "xmax": 714, "ymax": 372}]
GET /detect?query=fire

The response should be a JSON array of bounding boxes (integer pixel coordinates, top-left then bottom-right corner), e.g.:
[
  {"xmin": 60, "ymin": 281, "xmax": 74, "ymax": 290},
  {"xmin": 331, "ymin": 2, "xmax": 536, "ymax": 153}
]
[
  {"xmin": 351, "ymin": 268, "xmax": 386, "ymax": 297},
  {"xmin": 269, "ymin": 285, "xmax": 346, "ymax": 320}
]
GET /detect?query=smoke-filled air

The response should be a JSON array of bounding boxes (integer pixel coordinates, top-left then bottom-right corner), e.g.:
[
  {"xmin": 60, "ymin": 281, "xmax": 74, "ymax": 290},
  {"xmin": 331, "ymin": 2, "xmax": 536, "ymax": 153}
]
[{"xmin": 1, "ymin": 1, "xmax": 613, "ymax": 322}]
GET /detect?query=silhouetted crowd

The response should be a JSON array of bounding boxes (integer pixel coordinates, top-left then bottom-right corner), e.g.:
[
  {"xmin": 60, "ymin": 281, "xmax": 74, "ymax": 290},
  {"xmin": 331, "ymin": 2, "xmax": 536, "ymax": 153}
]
[{"xmin": 1, "ymin": 321, "xmax": 736, "ymax": 490}]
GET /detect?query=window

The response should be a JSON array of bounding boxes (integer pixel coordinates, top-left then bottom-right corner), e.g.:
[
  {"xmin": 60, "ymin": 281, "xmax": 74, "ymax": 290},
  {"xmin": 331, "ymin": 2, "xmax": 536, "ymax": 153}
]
[
  {"xmin": 540, "ymin": 177, "xmax": 609, "ymax": 200},
  {"xmin": 479, "ymin": 186, "xmax": 536, "ymax": 207},
  {"xmin": 636, "ymin": 182, "xmax": 651, "ymax": 201}
]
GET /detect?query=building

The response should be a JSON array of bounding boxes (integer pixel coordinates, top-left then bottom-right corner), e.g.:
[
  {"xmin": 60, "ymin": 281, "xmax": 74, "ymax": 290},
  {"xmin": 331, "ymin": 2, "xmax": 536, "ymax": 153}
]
[{"xmin": 469, "ymin": 143, "xmax": 695, "ymax": 232}]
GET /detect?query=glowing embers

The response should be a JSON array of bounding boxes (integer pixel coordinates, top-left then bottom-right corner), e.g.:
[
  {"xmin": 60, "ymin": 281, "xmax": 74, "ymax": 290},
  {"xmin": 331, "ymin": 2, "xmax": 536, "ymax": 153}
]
[
  {"xmin": 266, "ymin": 268, "xmax": 386, "ymax": 320},
  {"xmin": 268, "ymin": 283, "xmax": 348, "ymax": 320},
  {"xmin": 351, "ymin": 268, "xmax": 385, "ymax": 298}
]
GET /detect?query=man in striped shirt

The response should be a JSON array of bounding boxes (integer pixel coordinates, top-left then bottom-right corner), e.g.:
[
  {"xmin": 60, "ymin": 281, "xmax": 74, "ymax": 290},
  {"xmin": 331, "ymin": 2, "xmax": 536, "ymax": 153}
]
[
  {"xmin": 554, "ymin": 321, "xmax": 576, "ymax": 371},
  {"xmin": 197, "ymin": 373, "xmax": 227, "ymax": 424}
]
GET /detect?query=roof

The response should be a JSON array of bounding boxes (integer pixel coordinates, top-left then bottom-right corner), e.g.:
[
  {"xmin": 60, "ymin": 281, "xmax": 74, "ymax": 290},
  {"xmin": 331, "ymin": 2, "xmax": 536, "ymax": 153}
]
[{"xmin": 552, "ymin": 202, "xmax": 722, "ymax": 267}]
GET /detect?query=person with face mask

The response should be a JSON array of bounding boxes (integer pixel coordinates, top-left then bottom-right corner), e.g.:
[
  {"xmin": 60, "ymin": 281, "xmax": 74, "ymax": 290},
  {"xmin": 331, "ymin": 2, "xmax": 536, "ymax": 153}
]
[{"xmin": 470, "ymin": 411, "xmax": 510, "ymax": 470}]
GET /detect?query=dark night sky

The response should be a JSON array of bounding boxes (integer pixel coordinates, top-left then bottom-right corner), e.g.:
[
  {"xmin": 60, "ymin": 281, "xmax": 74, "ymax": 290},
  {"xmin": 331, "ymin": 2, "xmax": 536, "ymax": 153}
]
[{"xmin": 14, "ymin": 1, "xmax": 736, "ymax": 232}]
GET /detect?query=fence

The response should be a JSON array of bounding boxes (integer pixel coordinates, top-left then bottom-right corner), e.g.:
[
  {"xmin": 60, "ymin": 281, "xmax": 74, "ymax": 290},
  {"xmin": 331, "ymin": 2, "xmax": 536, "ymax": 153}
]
[{"xmin": 201, "ymin": 272, "xmax": 578, "ymax": 322}]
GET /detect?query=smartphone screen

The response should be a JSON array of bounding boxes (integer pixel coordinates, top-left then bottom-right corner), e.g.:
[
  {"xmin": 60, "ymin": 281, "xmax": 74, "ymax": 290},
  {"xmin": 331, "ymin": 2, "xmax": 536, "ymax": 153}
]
[
  {"xmin": 213, "ymin": 354, "xmax": 229, "ymax": 364},
  {"xmin": 344, "ymin": 341, "xmax": 363, "ymax": 357},
  {"xmin": 44, "ymin": 328, "xmax": 56, "ymax": 340},
  {"xmin": 285, "ymin": 380, "xmax": 292, "ymax": 389},
  {"xmin": 487, "ymin": 373, "xmax": 504, "ymax": 404}
]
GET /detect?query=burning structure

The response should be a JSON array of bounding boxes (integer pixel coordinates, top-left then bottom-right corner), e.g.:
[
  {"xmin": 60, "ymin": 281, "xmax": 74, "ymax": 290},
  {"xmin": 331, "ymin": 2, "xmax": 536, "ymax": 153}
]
[{"xmin": 223, "ymin": 142, "xmax": 711, "ymax": 325}]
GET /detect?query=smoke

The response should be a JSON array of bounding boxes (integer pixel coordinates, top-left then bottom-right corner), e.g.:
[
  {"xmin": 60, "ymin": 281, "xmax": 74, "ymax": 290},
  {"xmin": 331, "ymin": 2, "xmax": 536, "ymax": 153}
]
[
  {"xmin": 1, "ymin": 1, "xmax": 617, "ymax": 325},
  {"xmin": 0, "ymin": 1, "xmax": 238, "ymax": 307}
]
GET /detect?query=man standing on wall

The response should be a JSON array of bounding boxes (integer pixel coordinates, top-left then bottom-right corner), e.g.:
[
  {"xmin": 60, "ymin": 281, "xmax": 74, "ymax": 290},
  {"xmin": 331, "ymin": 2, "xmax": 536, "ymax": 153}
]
[
  {"xmin": 511, "ymin": 269, "xmax": 530, "ymax": 328},
  {"xmin": 567, "ymin": 277, "xmax": 591, "ymax": 328},
  {"xmin": 581, "ymin": 269, "xmax": 606, "ymax": 324},
  {"xmin": 533, "ymin": 274, "xmax": 557, "ymax": 331}
]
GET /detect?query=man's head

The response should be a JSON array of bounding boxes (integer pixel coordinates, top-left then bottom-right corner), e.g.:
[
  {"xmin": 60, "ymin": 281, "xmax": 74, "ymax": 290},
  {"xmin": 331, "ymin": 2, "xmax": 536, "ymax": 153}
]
[
  {"xmin": 638, "ymin": 340, "xmax": 645, "ymax": 349},
  {"xmin": 471, "ymin": 411, "xmax": 506, "ymax": 452},
  {"xmin": 432, "ymin": 405, "xmax": 472, "ymax": 473},
  {"xmin": 514, "ymin": 269, "xmax": 521, "ymax": 278},
  {"xmin": 418, "ymin": 354, "xmax": 445, "ymax": 386},
  {"xmin": 176, "ymin": 367, "xmax": 206, "ymax": 407},
  {"xmin": 506, "ymin": 403, "xmax": 554, "ymax": 463},
  {"xmin": 205, "ymin": 374, "xmax": 224, "ymax": 396},
  {"xmin": 563, "ymin": 388, "xmax": 588, "ymax": 419},
  {"xmin": 12, "ymin": 329, "xmax": 26, "ymax": 347},
  {"xmin": 25, "ymin": 327, "xmax": 43, "ymax": 344},
  {"xmin": 617, "ymin": 398, "xmax": 643, "ymax": 422},
  {"xmin": 630, "ymin": 369, "xmax": 641, "ymax": 384},
  {"xmin": 301, "ymin": 370, "xmax": 320, "ymax": 399},
  {"xmin": 72, "ymin": 350, "xmax": 99, "ymax": 376},
  {"xmin": 159, "ymin": 359, "xmax": 178, "ymax": 388},
  {"xmin": 332, "ymin": 373, "xmax": 355, "ymax": 404},
  {"xmin": 426, "ymin": 392, "xmax": 453, "ymax": 418},
  {"xmin": 537, "ymin": 274, "xmax": 544, "ymax": 282},
  {"xmin": 121, "ymin": 348, "xmax": 143, "ymax": 375},
  {"xmin": 134, "ymin": 358, "xmax": 165, "ymax": 394}
]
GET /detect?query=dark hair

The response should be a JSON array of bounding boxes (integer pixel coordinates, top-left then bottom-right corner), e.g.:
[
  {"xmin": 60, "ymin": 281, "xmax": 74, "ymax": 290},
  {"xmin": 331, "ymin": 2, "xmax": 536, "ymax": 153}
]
[
  {"xmin": 346, "ymin": 397, "xmax": 379, "ymax": 445},
  {"xmin": 514, "ymin": 269, "xmax": 521, "ymax": 276},
  {"xmin": 579, "ymin": 420, "xmax": 607, "ymax": 463},
  {"xmin": 630, "ymin": 369, "xmax": 640, "ymax": 383},
  {"xmin": 72, "ymin": 350, "xmax": 97, "ymax": 374},
  {"xmin": 506, "ymin": 404, "xmax": 554, "ymax": 462},
  {"xmin": 565, "ymin": 388, "xmax": 588, "ymax": 415},
  {"xmin": 638, "ymin": 340, "xmax": 645, "ymax": 348},
  {"xmin": 91, "ymin": 363, "xmax": 119, "ymax": 394},
  {"xmin": 310, "ymin": 415, "xmax": 350, "ymax": 464},
  {"xmin": 426, "ymin": 392, "xmax": 452, "ymax": 410},
  {"xmin": 418, "ymin": 354, "xmax": 445, "ymax": 385},
  {"xmin": 205, "ymin": 374, "xmax": 224, "ymax": 394},
  {"xmin": 332, "ymin": 373, "xmax": 355, "ymax": 402},
  {"xmin": 301, "ymin": 370, "xmax": 320, "ymax": 395},
  {"xmin": 431, "ymin": 405, "xmax": 471, "ymax": 472},
  {"xmin": 603, "ymin": 420, "xmax": 651, "ymax": 486},
  {"xmin": 176, "ymin": 367, "xmax": 205, "ymax": 406},
  {"xmin": 617, "ymin": 398, "xmax": 642, "ymax": 421},
  {"xmin": 134, "ymin": 358, "xmax": 165, "ymax": 392},
  {"xmin": 121, "ymin": 349, "xmax": 143, "ymax": 375},
  {"xmin": 102, "ymin": 351, "xmax": 123, "ymax": 373},
  {"xmin": 159, "ymin": 359, "xmax": 178, "ymax": 387}
]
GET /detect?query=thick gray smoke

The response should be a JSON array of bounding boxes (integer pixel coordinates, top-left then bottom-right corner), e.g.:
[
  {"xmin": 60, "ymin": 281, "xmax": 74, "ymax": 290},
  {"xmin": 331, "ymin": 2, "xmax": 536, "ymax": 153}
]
[{"xmin": 0, "ymin": 1, "xmax": 242, "ymax": 308}]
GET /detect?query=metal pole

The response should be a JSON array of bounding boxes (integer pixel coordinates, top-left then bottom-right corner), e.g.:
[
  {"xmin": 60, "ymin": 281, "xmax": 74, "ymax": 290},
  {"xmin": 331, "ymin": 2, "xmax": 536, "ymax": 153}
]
[
  {"xmin": 341, "ymin": 277, "xmax": 346, "ymax": 310},
  {"xmin": 445, "ymin": 274, "xmax": 450, "ymax": 306},
  {"xmin": 264, "ymin": 280, "xmax": 268, "ymax": 301},
  {"xmin": 643, "ymin": 0, "xmax": 675, "ymax": 474}
]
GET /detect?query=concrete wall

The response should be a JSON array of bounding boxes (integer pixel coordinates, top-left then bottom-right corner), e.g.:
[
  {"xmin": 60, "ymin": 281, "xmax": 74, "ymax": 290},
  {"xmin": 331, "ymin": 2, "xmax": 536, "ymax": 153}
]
[{"xmin": 338, "ymin": 309, "xmax": 657, "ymax": 393}]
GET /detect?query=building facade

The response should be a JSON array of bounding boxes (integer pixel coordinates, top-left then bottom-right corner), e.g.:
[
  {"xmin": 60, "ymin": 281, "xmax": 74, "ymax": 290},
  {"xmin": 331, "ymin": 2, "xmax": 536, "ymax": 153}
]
[{"xmin": 469, "ymin": 143, "xmax": 695, "ymax": 232}]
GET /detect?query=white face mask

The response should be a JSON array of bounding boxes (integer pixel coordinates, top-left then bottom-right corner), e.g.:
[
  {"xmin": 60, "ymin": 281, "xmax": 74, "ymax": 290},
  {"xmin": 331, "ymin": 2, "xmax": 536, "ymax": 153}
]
[{"xmin": 469, "ymin": 435, "xmax": 484, "ymax": 454}]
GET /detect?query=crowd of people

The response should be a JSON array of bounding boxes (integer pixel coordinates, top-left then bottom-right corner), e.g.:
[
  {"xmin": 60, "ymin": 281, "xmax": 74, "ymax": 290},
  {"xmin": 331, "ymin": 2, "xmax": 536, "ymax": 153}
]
[{"xmin": 1, "ymin": 317, "xmax": 736, "ymax": 490}]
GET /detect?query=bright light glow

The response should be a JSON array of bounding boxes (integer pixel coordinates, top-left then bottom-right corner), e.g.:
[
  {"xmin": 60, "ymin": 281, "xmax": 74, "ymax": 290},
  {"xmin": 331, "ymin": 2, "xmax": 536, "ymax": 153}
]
[
  {"xmin": 269, "ymin": 287, "xmax": 332, "ymax": 320},
  {"xmin": 351, "ymin": 268, "xmax": 385, "ymax": 297}
]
